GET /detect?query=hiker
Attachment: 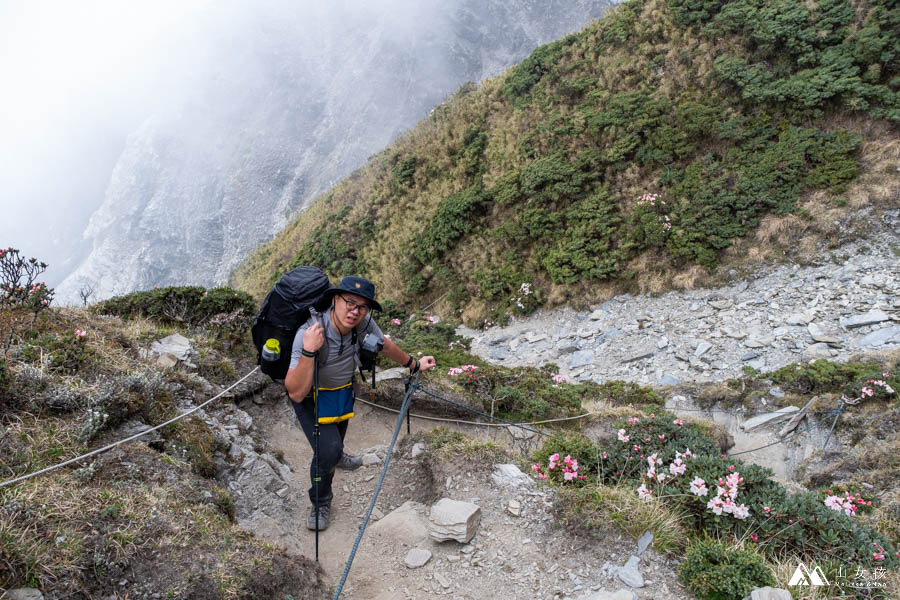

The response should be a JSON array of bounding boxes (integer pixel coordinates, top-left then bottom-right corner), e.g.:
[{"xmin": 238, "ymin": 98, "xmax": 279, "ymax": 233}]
[{"xmin": 284, "ymin": 275, "xmax": 436, "ymax": 530}]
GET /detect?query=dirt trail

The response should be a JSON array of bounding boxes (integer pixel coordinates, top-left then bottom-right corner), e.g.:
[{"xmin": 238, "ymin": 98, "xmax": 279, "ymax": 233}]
[{"xmin": 249, "ymin": 396, "xmax": 692, "ymax": 600}]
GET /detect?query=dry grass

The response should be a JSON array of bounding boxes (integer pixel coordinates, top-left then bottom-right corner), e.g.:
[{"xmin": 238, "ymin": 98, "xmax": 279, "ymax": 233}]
[{"xmin": 556, "ymin": 482, "xmax": 690, "ymax": 554}]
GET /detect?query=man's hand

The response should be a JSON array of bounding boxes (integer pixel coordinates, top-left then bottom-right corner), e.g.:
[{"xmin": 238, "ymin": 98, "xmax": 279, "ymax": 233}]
[
  {"xmin": 303, "ymin": 322, "xmax": 325, "ymax": 353},
  {"xmin": 418, "ymin": 355, "xmax": 437, "ymax": 372}
]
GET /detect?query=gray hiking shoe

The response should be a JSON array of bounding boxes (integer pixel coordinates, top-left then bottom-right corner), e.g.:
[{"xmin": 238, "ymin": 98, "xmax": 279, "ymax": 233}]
[
  {"xmin": 336, "ymin": 452, "xmax": 363, "ymax": 471},
  {"xmin": 307, "ymin": 503, "xmax": 331, "ymax": 531}
]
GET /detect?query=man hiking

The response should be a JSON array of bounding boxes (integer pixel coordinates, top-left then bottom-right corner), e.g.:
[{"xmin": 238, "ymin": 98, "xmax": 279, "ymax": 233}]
[{"xmin": 284, "ymin": 275, "xmax": 436, "ymax": 530}]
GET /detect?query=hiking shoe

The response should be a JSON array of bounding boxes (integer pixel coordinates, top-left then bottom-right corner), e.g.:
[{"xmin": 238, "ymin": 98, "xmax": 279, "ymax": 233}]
[
  {"xmin": 336, "ymin": 452, "xmax": 363, "ymax": 471},
  {"xmin": 307, "ymin": 503, "xmax": 331, "ymax": 531}
]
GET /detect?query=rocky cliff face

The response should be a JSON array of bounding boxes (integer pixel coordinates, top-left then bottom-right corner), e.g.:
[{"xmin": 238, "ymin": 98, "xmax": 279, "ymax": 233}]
[{"xmin": 58, "ymin": 0, "xmax": 614, "ymax": 302}]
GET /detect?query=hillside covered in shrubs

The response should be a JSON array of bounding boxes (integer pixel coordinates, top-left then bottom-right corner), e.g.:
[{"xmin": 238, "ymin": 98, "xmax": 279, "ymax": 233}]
[{"xmin": 232, "ymin": 0, "xmax": 897, "ymax": 326}]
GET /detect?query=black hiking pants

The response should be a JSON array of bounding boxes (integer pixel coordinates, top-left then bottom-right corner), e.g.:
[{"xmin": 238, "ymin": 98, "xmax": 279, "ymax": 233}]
[{"xmin": 290, "ymin": 393, "xmax": 348, "ymax": 508}]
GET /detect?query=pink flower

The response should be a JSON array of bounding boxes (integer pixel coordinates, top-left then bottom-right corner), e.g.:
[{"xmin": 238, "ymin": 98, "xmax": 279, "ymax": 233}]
[
  {"xmin": 602, "ymin": 452, "xmax": 608, "ymax": 459},
  {"xmin": 658, "ymin": 434, "xmax": 665, "ymax": 441},
  {"xmin": 391, "ymin": 318, "xmax": 402, "ymax": 325},
  {"xmin": 689, "ymin": 477, "xmax": 708, "ymax": 497},
  {"xmin": 637, "ymin": 484, "xmax": 653, "ymax": 502},
  {"xmin": 75, "ymin": 330, "xmax": 86, "ymax": 338},
  {"xmin": 669, "ymin": 458, "xmax": 686, "ymax": 476},
  {"xmin": 751, "ymin": 534, "xmax": 758, "ymax": 542},
  {"xmin": 763, "ymin": 506, "xmax": 771, "ymax": 514},
  {"xmin": 673, "ymin": 419, "xmax": 683, "ymax": 426},
  {"xmin": 617, "ymin": 429, "xmax": 630, "ymax": 443},
  {"xmin": 629, "ymin": 416, "xmax": 640, "ymax": 425}
]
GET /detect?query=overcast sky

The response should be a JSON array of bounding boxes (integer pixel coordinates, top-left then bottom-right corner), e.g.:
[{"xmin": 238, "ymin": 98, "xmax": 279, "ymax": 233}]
[{"xmin": 0, "ymin": 0, "xmax": 215, "ymax": 280}]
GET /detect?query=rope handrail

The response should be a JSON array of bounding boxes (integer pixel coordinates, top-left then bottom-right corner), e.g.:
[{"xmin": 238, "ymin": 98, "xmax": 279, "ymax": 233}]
[{"xmin": 0, "ymin": 366, "xmax": 260, "ymax": 489}]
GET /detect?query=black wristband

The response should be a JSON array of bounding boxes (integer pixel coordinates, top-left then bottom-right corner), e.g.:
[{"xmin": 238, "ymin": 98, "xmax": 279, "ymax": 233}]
[
  {"xmin": 301, "ymin": 349, "xmax": 318, "ymax": 358},
  {"xmin": 410, "ymin": 359, "xmax": 420, "ymax": 374},
  {"xmin": 404, "ymin": 355, "xmax": 414, "ymax": 368}
]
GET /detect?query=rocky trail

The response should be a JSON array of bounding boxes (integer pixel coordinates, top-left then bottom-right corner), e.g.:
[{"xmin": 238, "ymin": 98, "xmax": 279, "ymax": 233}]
[
  {"xmin": 204, "ymin": 219, "xmax": 899, "ymax": 600},
  {"xmin": 227, "ymin": 396, "xmax": 691, "ymax": 600}
]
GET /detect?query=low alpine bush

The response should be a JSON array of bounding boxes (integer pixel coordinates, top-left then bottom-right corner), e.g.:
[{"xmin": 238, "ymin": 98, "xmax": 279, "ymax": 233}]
[{"xmin": 679, "ymin": 539, "xmax": 775, "ymax": 600}]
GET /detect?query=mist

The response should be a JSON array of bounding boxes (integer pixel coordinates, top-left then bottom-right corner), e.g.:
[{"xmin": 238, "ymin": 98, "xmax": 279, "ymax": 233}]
[{"xmin": 0, "ymin": 0, "xmax": 611, "ymax": 297}]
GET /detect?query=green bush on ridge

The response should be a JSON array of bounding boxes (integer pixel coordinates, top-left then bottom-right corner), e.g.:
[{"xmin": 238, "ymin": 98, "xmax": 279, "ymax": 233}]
[{"xmin": 92, "ymin": 286, "xmax": 255, "ymax": 333}]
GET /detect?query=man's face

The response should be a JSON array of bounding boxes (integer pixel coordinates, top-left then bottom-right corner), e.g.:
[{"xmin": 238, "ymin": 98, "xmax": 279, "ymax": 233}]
[{"xmin": 334, "ymin": 293, "xmax": 370, "ymax": 329}]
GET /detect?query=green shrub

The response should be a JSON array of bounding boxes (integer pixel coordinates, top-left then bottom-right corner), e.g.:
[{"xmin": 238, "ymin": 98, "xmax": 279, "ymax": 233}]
[
  {"xmin": 502, "ymin": 38, "xmax": 570, "ymax": 102},
  {"xmin": 22, "ymin": 332, "xmax": 93, "ymax": 375},
  {"xmin": 768, "ymin": 359, "xmax": 892, "ymax": 395},
  {"xmin": 412, "ymin": 183, "xmax": 489, "ymax": 264},
  {"xmin": 679, "ymin": 539, "xmax": 775, "ymax": 600},
  {"xmin": 92, "ymin": 286, "xmax": 255, "ymax": 332},
  {"xmin": 0, "ymin": 357, "xmax": 8, "ymax": 391}
]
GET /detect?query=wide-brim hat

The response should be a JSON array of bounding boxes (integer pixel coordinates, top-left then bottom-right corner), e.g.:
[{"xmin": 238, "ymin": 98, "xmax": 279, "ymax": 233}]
[{"xmin": 315, "ymin": 275, "xmax": 383, "ymax": 312}]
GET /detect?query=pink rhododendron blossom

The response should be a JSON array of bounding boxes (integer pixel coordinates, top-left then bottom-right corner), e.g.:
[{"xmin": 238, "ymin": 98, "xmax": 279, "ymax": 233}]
[
  {"xmin": 689, "ymin": 477, "xmax": 708, "ymax": 496},
  {"xmin": 617, "ymin": 429, "xmax": 630, "ymax": 442},
  {"xmin": 669, "ymin": 458, "xmax": 686, "ymax": 476},
  {"xmin": 391, "ymin": 318, "xmax": 402, "ymax": 325},
  {"xmin": 673, "ymin": 419, "xmax": 683, "ymax": 425},
  {"xmin": 637, "ymin": 484, "xmax": 652, "ymax": 502},
  {"xmin": 629, "ymin": 416, "xmax": 640, "ymax": 425}
]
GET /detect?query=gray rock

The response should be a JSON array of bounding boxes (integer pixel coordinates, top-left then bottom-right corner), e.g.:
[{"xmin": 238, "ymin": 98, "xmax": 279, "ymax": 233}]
[
  {"xmin": 575, "ymin": 591, "xmax": 637, "ymax": 600},
  {"xmin": 807, "ymin": 323, "xmax": 841, "ymax": 344},
  {"xmin": 708, "ymin": 300, "xmax": 731, "ymax": 309},
  {"xmin": 657, "ymin": 337, "xmax": 669, "ymax": 349},
  {"xmin": 434, "ymin": 572, "xmax": 451, "ymax": 589},
  {"xmin": 375, "ymin": 367, "xmax": 408, "ymax": 383},
  {"xmin": 490, "ymin": 347, "xmax": 510, "ymax": 361},
  {"xmin": 636, "ymin": 531, "xmax": 653, "ymax": 555},
  {"xmin": 744, "ymin": 338, "xmax": 767, "ymax": 348},
  {"xmin": 428, "ymin": 498, "xmax": 481, "ymax": 543},
  {"xmin": 372, "ymin": 501, "xmax": 429, "ymax": 544},
  {"xmin": 840, "ymin": 309, "xmax": 890, "ymax": 329},
  {"xmin": 569, "ymin": 350, "xmax": 594, "ymax": 369},
  {"xmin": 741, "ymin": 406, "xmax": 799, "ymax": 431},
  {"xmin": 622, "ymin": 349, "xmax": 654, "ymax": 363},
  {"xmin": 694, "ymin": 341, "xmax": 712, "ymax": 357},
  {"xmin": 150, "ymin": 333, "xmax": 193, "ymax": 360},
  {"xmin": 507, "ymin": 499, "xmax": 522, "ymax": 516},
  {"xmin": 785, "ymin": 313, "xmax": 813, "ymax": 325},
  {"xmin": 597, "ymin": 328, "xmax": 623, "ymax": 341},
  {"xmin": 589, "ymin": 308, "xmax": 606, "ymax": 320},
  {"xmin": 804, "ymin": 342, "xmax": 834, "ymax": 358},
  {"xmin": 616, "ymin": 555, "xmax": 645, "ymax": 588},
  {"xmin": 156, "ymin": 352, "xmax": 179, "ymax": 369},
  {"xmin": 857, "ymin": 325, "xmax": 900, "ymax": 347},
  {"xmin": 742, "ymin": 587, "xmax": 793, "ymax": 600},
  {"xmin": 362, "ymin": 453, "xmax": 381, "ymax": 466},
  {"xmin": 741, "ymin": 352, "xmax": 760, "ymax": 361},
  {"xmin": 7, "ymin": 590, "xmax": 44, "ymax": 600},
  {"xmin": 404, "ymin": 547, "xmax": 433, "ymax": 568},
  {"xmin": 659, "ymin": 374, "xmax": 682, "ymax": 386},
  {"xmin": 491, "ymin": 464, "xmax": 531, "ymax": 487},
  {"xmin": 722, "ymin": 327, "xmax": 748, "ymax": 339},
  {"xmin": 507, "ymin": 424, "xmax": 537, "ymax": 440},
  {"xmin": 410, "ymin": 442, "xmax": 426, "ymax": 459},
  {"xmin": 769, "ymin": 386, "xmax": 785, "ymax": 399},
  {"xmin": 558, "ymin": 341, "xmax": 579, "ymax": 354}
]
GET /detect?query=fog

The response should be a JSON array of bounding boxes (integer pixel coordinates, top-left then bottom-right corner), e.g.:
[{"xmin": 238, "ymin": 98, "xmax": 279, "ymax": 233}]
[
  {"xmin": 0, "ymin": 0, "xmax": 215, "ymax": 284},
  {"xmin": 0, "ymin": 0, "xmax": 610, "ymax": 293}
]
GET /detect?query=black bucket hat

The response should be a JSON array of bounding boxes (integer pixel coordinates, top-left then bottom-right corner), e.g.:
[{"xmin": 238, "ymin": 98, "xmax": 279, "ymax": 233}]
[{"xmin": 316, "ymin": 275, "xmax": 383, "ymax": 312}]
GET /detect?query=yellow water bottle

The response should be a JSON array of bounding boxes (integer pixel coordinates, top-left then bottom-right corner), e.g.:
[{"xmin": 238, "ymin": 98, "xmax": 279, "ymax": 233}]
[{"xmin": 261, "ymin": 338, "xmax": 281, "ymax": 363}]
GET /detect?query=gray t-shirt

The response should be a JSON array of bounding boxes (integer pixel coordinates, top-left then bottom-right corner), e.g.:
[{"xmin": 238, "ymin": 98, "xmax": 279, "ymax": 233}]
[{"xmin": 289, "ymin": 308, "xmax": 384, "ymax": 389}]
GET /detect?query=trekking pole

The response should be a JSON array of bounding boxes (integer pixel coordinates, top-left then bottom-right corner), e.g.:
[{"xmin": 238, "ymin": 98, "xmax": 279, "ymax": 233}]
[
  {"xmin": 313, "ymin": 356, "xmax": 321, "ymax": 565},
  {"xmin": 405, "ymin": 377, "xmax": 412, "ymax": 435}
]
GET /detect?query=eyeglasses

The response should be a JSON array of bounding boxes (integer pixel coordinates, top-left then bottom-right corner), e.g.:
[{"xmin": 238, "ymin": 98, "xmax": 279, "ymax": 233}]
[{"xmin": 339, "ymin": 294, "xmax": 370, "ymax": 314}]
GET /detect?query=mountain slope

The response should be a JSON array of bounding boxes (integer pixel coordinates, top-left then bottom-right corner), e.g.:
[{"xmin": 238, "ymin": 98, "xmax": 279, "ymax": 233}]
[
  {"xmin": 232, "ymin": 0, "xmax": 898, "ymax": 325},
  {"xmin": 55, "ymin": 0, "xmax": 615, "ymax": 303}
]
